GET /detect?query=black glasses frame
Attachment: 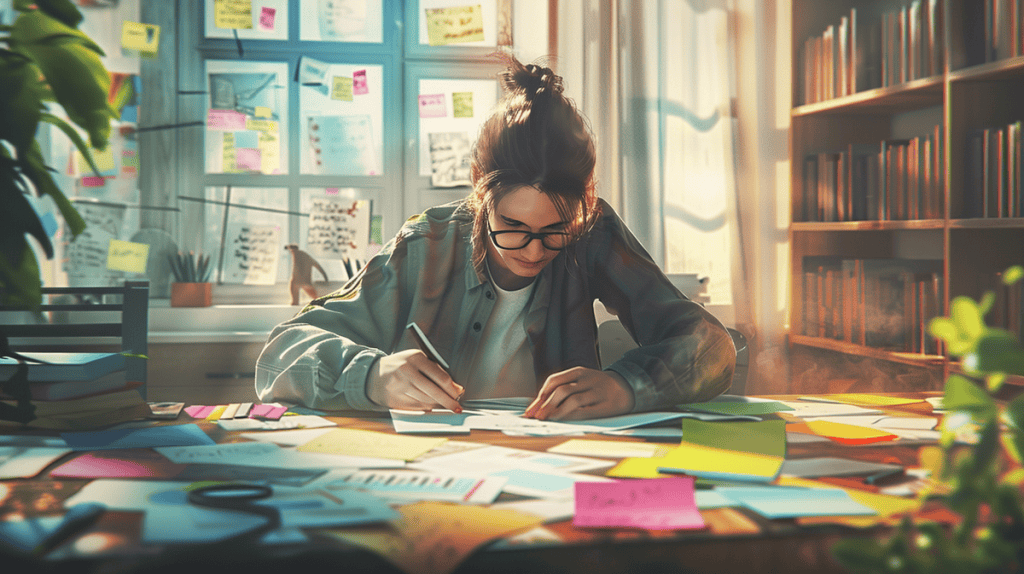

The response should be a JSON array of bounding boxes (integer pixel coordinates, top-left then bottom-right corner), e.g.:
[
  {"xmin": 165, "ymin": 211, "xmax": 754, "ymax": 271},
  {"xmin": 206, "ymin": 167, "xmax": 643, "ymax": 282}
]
[{"xmin": 488, "ymin": 227, "xmax": 570, "ymax": 251}]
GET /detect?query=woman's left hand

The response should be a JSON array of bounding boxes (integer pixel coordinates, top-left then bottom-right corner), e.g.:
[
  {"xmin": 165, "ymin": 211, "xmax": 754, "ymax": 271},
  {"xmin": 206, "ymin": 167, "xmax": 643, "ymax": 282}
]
[{"xmin": 523, "ymin": 367, "xmax": 635, "ymax": 421}]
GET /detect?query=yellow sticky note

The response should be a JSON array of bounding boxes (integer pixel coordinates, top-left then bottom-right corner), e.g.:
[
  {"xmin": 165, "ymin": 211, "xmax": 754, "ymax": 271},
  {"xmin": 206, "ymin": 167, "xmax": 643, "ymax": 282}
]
[
  {"xmin": 205, "ymin": 405, "xmax": 228, "ymax": 421},
  {"xmin": 452, "ymin": 92, "xmax": 474, "ymax": 118},
  {"xmin": 76, "ymin": 147, "xmax": 116, "ymax": 176},
  {"xmin": 121, "ymin": 21, "xmax": 160, "ymax": 53},
  {"xmin": 657, "ymin": 442, "xmax": 784, "ymax": 482},
  {"xmin": 425, "ymin": 5, "xmax": 485, "ymax": 46},
  {"xmin": 257, "ymin": 131, "xmax": 280, "ymax": 174},
  {"xmin": 817, "ymin": 394, "xmax": 925, "ymax": 407},
  {"xmin": 297, "ymin": 428, "xmax": 447, "ymax": 461},
  {"xmin": 326, "ymin": 502, "xmax": 542, "ymax": 574},
  {"xmin": 254, "ymin": 106, "xmax": 272, "ymax": 118},
  {"xmin": 804, "ymin": 420, "xmax": 899, "ymax": 444},
  {"xmin": 331, "ymin": 76, "xmax": 354, "ymax": 101},
  {"xmin": 779, "ymin": 476, "xmax": 922, "ymax": 528},
  {"xmin": 214, "ymin": 0, "xmax": 253, "ymax": 29},
  {"xmin": 246, "ymin": 118, "xmax": 278, "ymax": 133},
  {"xmin": 605, "ymin": 457, "xmax": 670, "ymax": 479},
  {"xmin": 106, "ymin": 239, "xmax": 149, "ymax": 273}
]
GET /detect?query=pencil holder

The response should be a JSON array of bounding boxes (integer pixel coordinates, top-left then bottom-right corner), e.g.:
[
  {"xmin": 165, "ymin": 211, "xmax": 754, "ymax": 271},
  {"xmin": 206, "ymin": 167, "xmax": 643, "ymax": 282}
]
[{"xmin": 170, "ymin": 282, "xmax": 212, "ymax": 307}]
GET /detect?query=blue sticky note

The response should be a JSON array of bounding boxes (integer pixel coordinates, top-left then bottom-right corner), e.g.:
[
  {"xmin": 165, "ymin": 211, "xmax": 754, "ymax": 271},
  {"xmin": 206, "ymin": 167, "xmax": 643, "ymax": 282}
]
[
  {"xmin": 39, "ymin": 212, "xmax": 59, "ymax": 237},
  {"xmin": 120, "ymin": 105, "xmax": 138, "ymax": 123},
  {"xmin": 61, "ymin": 423, "xmax": 216, "ymax": 451},
  {"xmin": 716, "ymin": 486, "xmax": 876, "ymax": 519},
  {"xmin": 233, "ymin": 130, "xmax": 258, "ymax": 149},
  {"xmin": 491, "ymin": 468, "xmax": 576, "ymax": 493}
]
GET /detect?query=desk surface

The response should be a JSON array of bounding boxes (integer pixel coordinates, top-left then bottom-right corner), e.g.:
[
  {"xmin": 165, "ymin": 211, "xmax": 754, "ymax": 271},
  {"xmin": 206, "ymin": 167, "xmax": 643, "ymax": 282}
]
[{"xmin": 0, "ymin": 392, "xmax": 964, "ymax": 574}]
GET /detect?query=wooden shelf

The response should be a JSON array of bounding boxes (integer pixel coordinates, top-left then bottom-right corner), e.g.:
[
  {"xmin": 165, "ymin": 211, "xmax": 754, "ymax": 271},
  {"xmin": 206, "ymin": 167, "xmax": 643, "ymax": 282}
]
[
  {"xmin": 948, "ymin": 218, "xmax": 1024, "ymax": 229},
  {"xmin": 791, "ymin": 220, "xmax": 947, "ymax": 232},
  {"xmin": 789, "ymin": 335, "xmax": 947, "ymax": 368},
  {"xmin": 950, "ymin": 55, "xmax": 1024, "ymax": 82},
  {"xmin": 792, "ymin": 76, "xmax": 944, "ymax": 117}
]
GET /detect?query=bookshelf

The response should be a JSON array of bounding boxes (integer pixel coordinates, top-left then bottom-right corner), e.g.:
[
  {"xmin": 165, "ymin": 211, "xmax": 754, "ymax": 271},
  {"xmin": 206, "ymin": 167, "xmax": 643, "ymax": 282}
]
[{"xmin": 789, "ymin": 0, "xmax": 1024, "ymax": 394}]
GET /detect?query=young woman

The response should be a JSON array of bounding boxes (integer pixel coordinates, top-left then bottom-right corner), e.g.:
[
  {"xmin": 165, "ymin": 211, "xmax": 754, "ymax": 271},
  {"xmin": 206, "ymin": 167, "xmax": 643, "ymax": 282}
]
[{"xmin": 255, "ymin": 54, "xmax": 736, "ymax": 421}]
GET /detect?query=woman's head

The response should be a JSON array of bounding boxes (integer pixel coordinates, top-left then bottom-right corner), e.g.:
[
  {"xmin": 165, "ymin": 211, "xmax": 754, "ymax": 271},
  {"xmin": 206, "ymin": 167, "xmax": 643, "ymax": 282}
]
[{"xmin": 468, "ymin": 53, "xmax": 600, "ymax": 276}]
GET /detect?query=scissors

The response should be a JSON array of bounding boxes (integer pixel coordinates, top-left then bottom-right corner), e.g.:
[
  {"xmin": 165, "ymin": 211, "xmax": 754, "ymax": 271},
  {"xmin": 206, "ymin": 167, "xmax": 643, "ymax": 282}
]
[{"xmin": 187, "ymin": 483, "xmax": 281, "ymax": 542}]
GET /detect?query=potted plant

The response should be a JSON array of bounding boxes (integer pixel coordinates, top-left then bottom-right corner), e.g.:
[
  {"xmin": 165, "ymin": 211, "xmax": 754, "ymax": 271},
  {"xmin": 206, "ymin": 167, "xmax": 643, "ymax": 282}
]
[
  {"xmin": 834, "ymin": 265, "xmax": 1024, "ymax": 573},
  {"xmin": 1, "ymin": 0, "xmax": 114, "ymax": 312},
  {"xmin": 168, "ymin": 251, "xmax": 213, "ymax": 307}
]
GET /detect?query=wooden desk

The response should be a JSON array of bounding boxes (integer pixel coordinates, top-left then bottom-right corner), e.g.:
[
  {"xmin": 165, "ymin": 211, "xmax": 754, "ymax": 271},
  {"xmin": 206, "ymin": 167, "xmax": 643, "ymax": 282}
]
[{"xmin": 0, "ymin": 393, "xmax": 955, "ymax": 574}]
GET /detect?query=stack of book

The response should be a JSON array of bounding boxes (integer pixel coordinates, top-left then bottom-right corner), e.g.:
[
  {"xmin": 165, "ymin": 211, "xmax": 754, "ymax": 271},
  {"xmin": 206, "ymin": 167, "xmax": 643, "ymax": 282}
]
[
  {"xmin": 0, "ymin": 352, "xmax": 151, "ymax": 430},
  {"xmin": 964, "ymin": 122, "xmax": 1022, "ymax": 219}
]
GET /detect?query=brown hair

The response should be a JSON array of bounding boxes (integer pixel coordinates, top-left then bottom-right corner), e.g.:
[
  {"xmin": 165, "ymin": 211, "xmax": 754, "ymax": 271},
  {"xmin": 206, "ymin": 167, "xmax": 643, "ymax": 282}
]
[{"xmin": 467, "ymin": 52, "xmax": 601, "ymax": 269}]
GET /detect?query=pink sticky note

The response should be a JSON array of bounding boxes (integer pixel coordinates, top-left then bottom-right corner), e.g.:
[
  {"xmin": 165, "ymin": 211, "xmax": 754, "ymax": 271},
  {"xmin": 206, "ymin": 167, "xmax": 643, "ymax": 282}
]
[
  {"xmin": 207, "ymin": 109, "xmax": 248, "ymax": 131},
  {"xmin": 573, "ymin": 477, "xmax": 705, "ymax": 531},
  {"xmin": 250, "ymin": 404, "xmax": 287, "ymax": 420},
  {"xmin": 353, "ymin": 70, "xmax": 368, "ymax": 95},
  {"xmin": 418, "ymin": 94, "xmax": 446, "ymax": 118},
  {"xmin": 185, "ymin": 405, "xmax": 215, "ymax": 419},
  {"xmin": 259, "ymin": 7, "xmax": 276, "ymax": 31},
  {"xmin": 235, "ymin": 147, "xmax": 262, "ymax": 171},
  {"xmin": 50, "ymin": 451, "xmax": 187, "ymax": 479},
  {"xmin": 81, "ymin": 176, "xmax": 106, "ymax": 187},
  {"xmin": 325, "ymin": 187, "xmax": 340, "ymax": 195}
]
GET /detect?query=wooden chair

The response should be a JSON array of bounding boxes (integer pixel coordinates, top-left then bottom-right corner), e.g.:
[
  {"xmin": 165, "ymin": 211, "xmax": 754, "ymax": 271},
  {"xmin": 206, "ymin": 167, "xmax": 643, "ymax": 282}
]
[{"xmin": 0, "ymin": 281, "xmax": 149, "ymax": 399}]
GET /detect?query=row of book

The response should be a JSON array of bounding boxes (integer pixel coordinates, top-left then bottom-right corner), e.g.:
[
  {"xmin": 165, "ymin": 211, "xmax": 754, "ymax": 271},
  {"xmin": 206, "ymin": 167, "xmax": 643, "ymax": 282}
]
[
  {"xmin": 801, "ymin": 257, "xmax": 944, "ymax": 355},
  {"xmin": 965, "ymin": 121, "xmax": 1023, "ymax": 219},
  {"xmin": 0, "ymin": 352, "xmax": 151, "ymax": 430},
  {"xmin": 801, "ymin": 126, "xmax": 943, "ymax": 222},
  {"xmin": 963, "ymin": 0, "xmax": 1024, "ymax": 66},
  {"xmin": 800, "ymin": 0, "xmax": 943, "ymax": 105}
]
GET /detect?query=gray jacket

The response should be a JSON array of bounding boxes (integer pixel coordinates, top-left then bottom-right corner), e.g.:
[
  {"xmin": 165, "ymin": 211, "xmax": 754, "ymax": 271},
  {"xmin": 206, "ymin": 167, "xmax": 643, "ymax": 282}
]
[{"xmin": 255, "ymin": 199, "xmax": 735, "ymax": 412}]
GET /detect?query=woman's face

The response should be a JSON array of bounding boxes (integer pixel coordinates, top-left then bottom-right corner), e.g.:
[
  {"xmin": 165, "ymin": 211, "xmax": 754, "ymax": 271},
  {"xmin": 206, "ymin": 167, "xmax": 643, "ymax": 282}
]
[{"xmin": 485, "ymin": 185, "xmax": 568, "ymax": 291}]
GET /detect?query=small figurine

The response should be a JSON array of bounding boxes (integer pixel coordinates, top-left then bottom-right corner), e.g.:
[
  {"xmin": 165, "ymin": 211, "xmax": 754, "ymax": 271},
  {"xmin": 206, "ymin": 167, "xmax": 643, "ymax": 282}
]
[{"xmin": 285, "ymin": 244, "xmax": 328, "ymax": 305}]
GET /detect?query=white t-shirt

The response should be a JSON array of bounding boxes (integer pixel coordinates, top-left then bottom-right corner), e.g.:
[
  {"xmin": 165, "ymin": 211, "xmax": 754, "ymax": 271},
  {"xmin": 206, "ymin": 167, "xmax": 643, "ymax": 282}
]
[{"xmin": 461, "ymin": 265, "xmax": 537, "ymax": 399}]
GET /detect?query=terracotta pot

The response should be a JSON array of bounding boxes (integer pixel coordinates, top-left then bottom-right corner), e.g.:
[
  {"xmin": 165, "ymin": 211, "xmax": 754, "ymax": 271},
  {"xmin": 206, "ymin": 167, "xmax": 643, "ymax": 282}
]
[{"xmin": 170, "ymin": 282, "xmax": 212, "ymax": 307}]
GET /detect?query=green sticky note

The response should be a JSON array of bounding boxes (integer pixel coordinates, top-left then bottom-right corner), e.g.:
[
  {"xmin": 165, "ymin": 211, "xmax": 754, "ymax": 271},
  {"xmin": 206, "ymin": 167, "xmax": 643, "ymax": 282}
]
[
  {"xmin": 452, "ymin": 92, "xmax": 474, "ymax": 118},
  {"xmin": 679, "ymin": 418, "xmax": 787, "ymax": 457}
]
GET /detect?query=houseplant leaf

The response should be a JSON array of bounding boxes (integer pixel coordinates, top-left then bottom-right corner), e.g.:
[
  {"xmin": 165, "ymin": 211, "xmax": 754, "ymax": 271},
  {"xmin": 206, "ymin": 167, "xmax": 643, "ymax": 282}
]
[
  {"xmin": 15, "ymin": 0, "xmax": 83, "ymax": 28},
  {"xmin": 0, "ymin": 234, "xmax": 43, "ymax": 312},
  {"xmin": 39, "ymin": 111, "xmax": 102, "ymax": 177},
  {"xmin": 21, "ymin": 141, "xmax": 86, "ymax": 238},
  {"xmin": 0, "ymin": 49, "xmax": 44, "ymax": 157}
]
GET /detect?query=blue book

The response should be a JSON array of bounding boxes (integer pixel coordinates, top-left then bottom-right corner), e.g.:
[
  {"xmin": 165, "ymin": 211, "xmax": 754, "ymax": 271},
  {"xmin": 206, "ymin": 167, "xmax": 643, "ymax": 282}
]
[{"xmin": 0, "ymin": 352, "xmax": 125, "ymax": 382}]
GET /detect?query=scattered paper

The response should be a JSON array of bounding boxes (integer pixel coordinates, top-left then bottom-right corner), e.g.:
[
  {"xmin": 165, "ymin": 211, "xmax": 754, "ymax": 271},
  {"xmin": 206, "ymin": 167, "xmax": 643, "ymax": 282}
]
[
  {"xmin": 0, "ymin": 447, "xmax": 72, "ymax": 479},
  {"xmin": 297, "ymin": 429, "xmax": 447, "ymax": 461},
  {"xmin": 61, "ymin": 424, "xmax": 215, "ymax": 451},
  {"xmin": 547, "ymin": 439, "xmax": 669, "ymax": 459},
  {"xmin": 717, "ymin": 485, "xmax": 876, "ymax": 519},
  {"xmin": 574, "ymin": 477, "xmax": 705, "ymax": 530}
]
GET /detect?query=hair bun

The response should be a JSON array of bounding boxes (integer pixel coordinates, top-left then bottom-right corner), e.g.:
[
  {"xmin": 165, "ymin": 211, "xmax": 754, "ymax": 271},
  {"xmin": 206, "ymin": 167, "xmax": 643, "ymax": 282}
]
[{"xmin": 501, "ymin": 61, "xmax": 563, "ymax": 100}]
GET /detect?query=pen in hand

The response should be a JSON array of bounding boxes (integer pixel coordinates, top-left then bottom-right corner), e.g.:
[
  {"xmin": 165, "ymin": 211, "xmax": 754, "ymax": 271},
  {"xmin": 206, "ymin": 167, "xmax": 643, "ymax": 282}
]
[{"xmin": 406, "ymin": 322, "xmax": 464, "ymax": 406}]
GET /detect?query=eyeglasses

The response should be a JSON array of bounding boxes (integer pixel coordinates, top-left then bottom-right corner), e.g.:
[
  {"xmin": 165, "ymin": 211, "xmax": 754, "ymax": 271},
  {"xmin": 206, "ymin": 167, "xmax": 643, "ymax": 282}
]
[{"xmin": 488, "ymin": 225, "xmax": 571, "ymax": 251}]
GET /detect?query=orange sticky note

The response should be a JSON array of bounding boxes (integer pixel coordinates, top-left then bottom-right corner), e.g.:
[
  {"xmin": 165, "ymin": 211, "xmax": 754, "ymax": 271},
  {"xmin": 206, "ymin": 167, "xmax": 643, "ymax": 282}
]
[{"xmin": 804, "ymin": 420, "xmax": 899, "ymax": 445}]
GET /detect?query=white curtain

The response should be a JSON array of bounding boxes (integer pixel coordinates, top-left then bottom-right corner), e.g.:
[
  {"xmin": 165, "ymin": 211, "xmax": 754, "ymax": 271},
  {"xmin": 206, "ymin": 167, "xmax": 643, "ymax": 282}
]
[{"xmin": 559, "ymin": 0, "xmax": 747, "ymax": 327}]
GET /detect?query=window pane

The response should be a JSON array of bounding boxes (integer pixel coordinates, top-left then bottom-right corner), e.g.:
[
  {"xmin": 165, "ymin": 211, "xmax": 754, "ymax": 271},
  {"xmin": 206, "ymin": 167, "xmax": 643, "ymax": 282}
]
[
  {"xmin": 203, "ymin": 187, "xmax": 290, "ymax": 285},
  {"xmin": 299, "ymin": 0, "xmax": 383, "ymax": 43},
  {"xmin": 204, "ymin": 0, "xmax": 289, "ymax": 40},
  {"xmin": 300, "ymin": 64, "xmax": 384, "ymax": 176},
  {"xmin": 204, "ymin": 60, "xmax": 289, "ymax": 175},
  {"xmin": 417, "ymin": 78, "xmax": 498, "ymax": 179}
]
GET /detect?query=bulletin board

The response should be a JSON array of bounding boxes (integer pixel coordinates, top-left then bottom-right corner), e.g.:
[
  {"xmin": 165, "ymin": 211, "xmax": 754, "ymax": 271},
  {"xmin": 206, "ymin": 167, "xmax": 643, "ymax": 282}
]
[{"xmin": 299, "ymin": 0, "xmax": 383, "ymax": 43}]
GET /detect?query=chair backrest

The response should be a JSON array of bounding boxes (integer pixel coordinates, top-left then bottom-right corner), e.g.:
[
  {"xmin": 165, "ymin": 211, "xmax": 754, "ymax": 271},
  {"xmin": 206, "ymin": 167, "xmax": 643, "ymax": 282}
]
[
  {"xmin": 0, "ymin": 281, "xmax": 149, "ymax": 398},
  {"xmin": 597, "ymin": 318, "xmax": 749, "ymax": 396}
]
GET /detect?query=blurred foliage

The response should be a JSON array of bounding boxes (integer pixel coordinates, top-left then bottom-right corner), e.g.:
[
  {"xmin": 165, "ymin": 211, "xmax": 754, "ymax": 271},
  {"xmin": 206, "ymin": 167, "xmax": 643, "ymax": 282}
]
[
  {"xmin": 835, "ymin": 265, "xmax": 1024, "ymax": 573},
  {"xmin": 0, "ymin": 0, "xmax": 114, "ymax": 311}
]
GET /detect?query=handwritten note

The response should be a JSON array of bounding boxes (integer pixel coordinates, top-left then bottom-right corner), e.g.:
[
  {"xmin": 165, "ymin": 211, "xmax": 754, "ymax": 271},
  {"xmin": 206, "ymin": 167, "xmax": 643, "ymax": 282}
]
[
  {"xmin": 207, "ymin": 109, "xmax": 248, "ymax": 131},
  {"xmin": 258, "ymin": 6, "xmax": 276, "ymax": 31},
  {"xmin": 418, "ymin": 94, "xmax": 446, "ymax": 118},
  {"xmin": 427, "ymin": 132, "xmax": 471, "ymax": 187},
  {"xmin": 331, "ymin": 76, "xmax": 354, "ymax": 101},
  {"xmin": 121, "ymin": 21, "xmax": 160, "ymax": 53},
  {"xmin": 297, "ymin": 428, "xmax": 447, "ymax": 461},
  {"xmin": 214, "ymin": 0, "xmax": 253, "ymax": 29},
  {"xmin": 306, "ymin": 198, "xmax": 371, "ymax": 259},
  {"xmin": 353, "ymin": 69, "xmax": 368, "ymax": 95},
  {"xmin": 452, "ymin": 92, "xmax": 474, "ymax": 118},
  {"xmin": 574, "ymin": 477, "xmax": 705, "ymax": 530},
  {"xmin": 298, "ymin": 55, "xmax": 329, "ymax": 86},
  {"xmin": 425, "ymin": 5, "xmax": 485, "ymax": 46},
  {"xmin": 307, "ymin": 115, "xmax": 377, "ymax": 175},
  {"xmin": 106, "ymin": 239, "xmax": 149, "ymax": 273},
  {"xmin": 222, "ymin": 223, "xmax": 280, "ymax": 284}
]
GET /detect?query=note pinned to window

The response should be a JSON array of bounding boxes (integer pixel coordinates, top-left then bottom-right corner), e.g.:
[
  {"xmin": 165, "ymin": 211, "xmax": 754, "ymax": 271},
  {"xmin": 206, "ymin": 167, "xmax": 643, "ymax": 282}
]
[
  {"xmin": 425, "ymin": 5, "xmax": 485, "ymax": 46},
  {"xmin": 418, "ymin": 93, "xmax": 447, "ymax": 118},
  {"xmin": 207, "ymin": 109, "xmax": 249, "ymax": 131},
  {"xmin": 353, "ymin": 69, "xmax": 368, "ymax": 95},
  {"xmin": 106, "ymin": 239, "xmax": 149, "ymax": 274},
  {"xmin": 214, "ymin": 0, "xmax": 253, "ymax": 29},
  {"xmin": 331, "ymin": 76, "xmax": 354, "ymax": 101},
  {"xmin": 75, "ymin": 147, "xmax": 117, "ymax": 177},
  {"xmin": 298, "ymin": 55, "xmax": 330, "ymax": 86},
  {"xmin": 254, "ymin": 106, "xmax": 273, "ymax": 118},
  {"xmin": 574, "ymin": 477, "xmax": 705, "ymax": 530},
  {"xmin": 121, "ymin": 21, "xmax": 160, "ymax": 54},
  {"xmin": 306, "ymin": 198, "xmax": 371, "ymax": 260},
  {"xmin": 222, "ymin": 223, "xmax": 280, "ymax": 285},
  {"xmin": 235, "ymin": 147, "xmax": 262, "ymax": 171},
  {"xmin": 259, "ymin": 6, "xmax": 276, "ymax": 31},
  {"xmin": 452, "ymin": 91, "xmax": 474, "ymax": 118}
]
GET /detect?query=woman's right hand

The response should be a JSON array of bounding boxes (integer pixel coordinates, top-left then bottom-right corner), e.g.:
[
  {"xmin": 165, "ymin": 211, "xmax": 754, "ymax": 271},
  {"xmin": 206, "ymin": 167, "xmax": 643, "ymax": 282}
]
[{"xmin": 367, "ymin": 349, "xmax": 464, "ymax": 412}]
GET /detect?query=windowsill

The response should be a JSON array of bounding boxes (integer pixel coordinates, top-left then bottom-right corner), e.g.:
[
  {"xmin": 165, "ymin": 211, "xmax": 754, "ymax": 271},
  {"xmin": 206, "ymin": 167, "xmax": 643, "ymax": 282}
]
[{"xmin": 149, "ymin": 302, "xmax": 299, "ymax": 344}]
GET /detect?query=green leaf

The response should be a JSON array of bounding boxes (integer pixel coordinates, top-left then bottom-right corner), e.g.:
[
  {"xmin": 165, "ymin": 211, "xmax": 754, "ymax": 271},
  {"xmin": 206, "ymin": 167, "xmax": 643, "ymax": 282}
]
[
  {"xmin": 1003, "ymin": 265, "xmax": 1024, "ymax": 286},
  {"xmin": 10, "ymin": 11, "xmax": 113, "ymax": 150},
  {"xmin": 38, "ymin": 112, "xmax": 101, "ymax": 177},
  {"xmin": 962, "ymin": 330, "xmax": 1024, "ymax": 377},
  {"xmin": 951, "ymin": 296, "xmax": 985, "ymax": 340},
  {"xmin": 0, "ymin": 51, "xmax": 44, "ymax": 156},
  {"xmin": 0, "ymin": 172, "xmax": 53, "ymax": 263},
  {"xmin": 22, "ymin": 142, "xmax": 85, "ymax": 237},
  {"xmin": 929, "ymin": 317, "xmax": 958, "ymax": 343},
  {"xmin": 1007, "ymin": 394, "xmax": 1024, "ymax": 433},
  {"xmin": 944, "ymin": 375, "xmax": 997, "ymax": 416},
  {"xmin": 28, "ymin": 0, "xmax": 84, "ymax": 28},
  {"xmin": 0, "ymin": 241, "xmax": 42, "ymax": 312},
  {"xmin": 978, "ymin": 291, "xmax": 996, "ymax": 316},
  {"xmin": 985, "ymin": 373, "xmax": 1006, "ymax": 393}
]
